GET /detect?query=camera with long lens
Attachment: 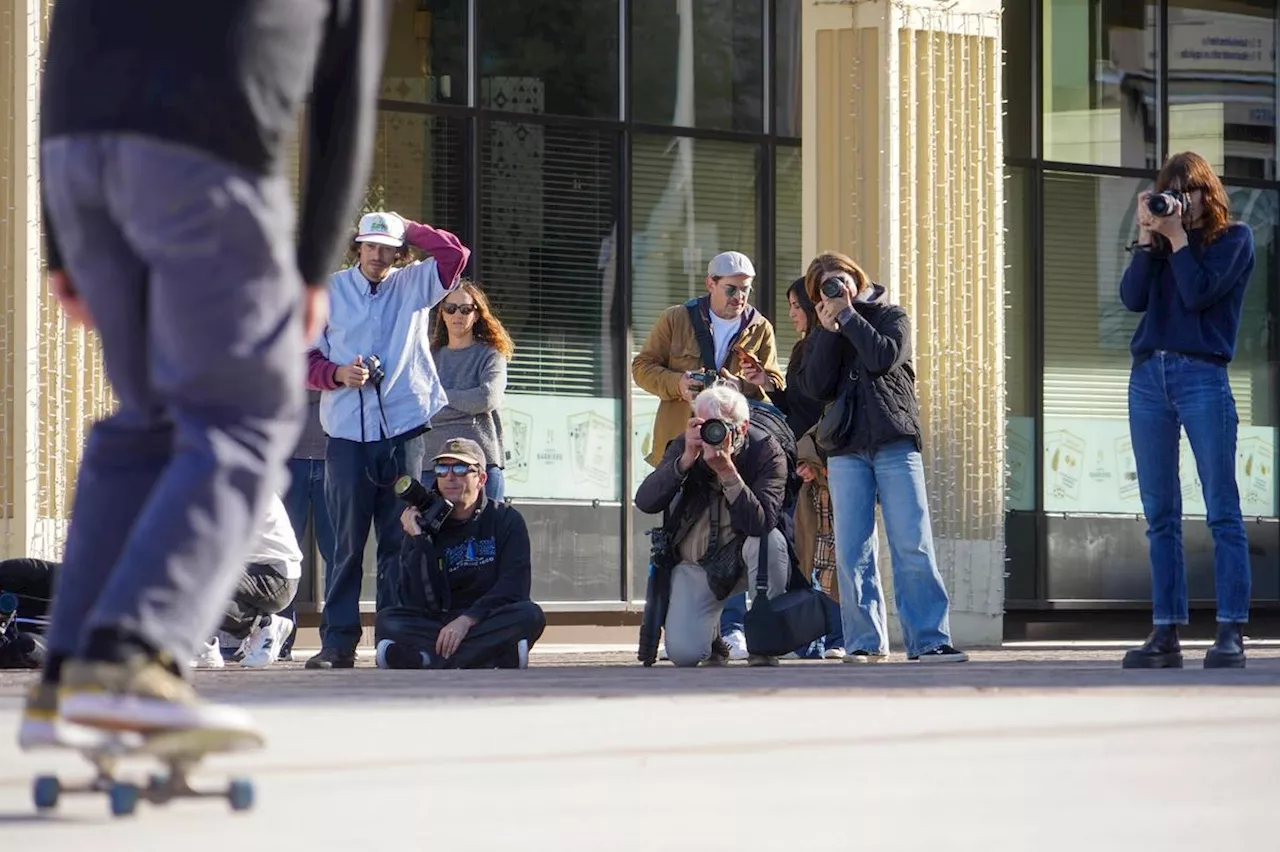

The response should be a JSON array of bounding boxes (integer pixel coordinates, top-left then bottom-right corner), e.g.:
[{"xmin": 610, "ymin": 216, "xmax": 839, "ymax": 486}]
[
  {"xmin": 820, "ymin": 274, "xmax": 850, "ymax": 300},
  {"xmin": 699, "ymin": 417, "xmax": 730, "ymax": 446},
  {"xmin": 688, "ymin": 369, "xmax": 719, "ymax": 392},
  {"xmin": 394, "ymin": 474, "xmax": 454, "ymax": 537},
  {"xmin": 1146, "ymin": 189, "xmax": 1185, "ymax": 218},
  {"xmin": 365, "ymin": 354, "xmax": 385, "ymax": 386}
]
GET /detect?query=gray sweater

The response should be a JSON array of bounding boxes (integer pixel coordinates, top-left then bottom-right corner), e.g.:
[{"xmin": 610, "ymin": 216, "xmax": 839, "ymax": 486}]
[{"xmin": 427, "ymin": 343, "xmax": 507, "ymax": 469}]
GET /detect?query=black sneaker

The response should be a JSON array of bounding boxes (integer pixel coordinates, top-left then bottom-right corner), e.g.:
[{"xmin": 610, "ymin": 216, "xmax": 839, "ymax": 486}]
[
  {"xmin": 842, "ymin": 649, "xmax": 887, "ymax": 664},
  {"xmin": 304, "ymin": 647, "xmax": 357, "ymax": 670},
  {"xmin": 910, "ymin": 645, "xmax": 969, "ymax": 663},
  {"xmin": 374, "ymin": 640, "xmax": 429, "ymax": 670}
]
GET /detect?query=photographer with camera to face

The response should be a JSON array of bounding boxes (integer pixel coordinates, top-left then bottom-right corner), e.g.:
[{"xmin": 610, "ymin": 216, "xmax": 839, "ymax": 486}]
[
  {"xmin": 634, "ymin": 384, "xmax": 790, "ymax": 667},
  {"xmin": 1119, "ymin": 151, "xmax": 1256, "ymax": 670},
  {"xmin": 373, "ymin": 439, "xmax": 545, "ymax": 670},
  {"xmin": 303, "ymin": 211, "xmax": 471, "ymax": 670}
]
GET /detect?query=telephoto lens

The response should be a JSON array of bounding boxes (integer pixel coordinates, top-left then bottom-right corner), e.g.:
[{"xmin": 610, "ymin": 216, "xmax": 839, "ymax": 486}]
[
  {"xmin": 699, "ymin": 418, "xmax": 729, "ymax": 446},
  {"xmin": 394, "ymin": 474, "xmax": 433, "ymax": 511}
]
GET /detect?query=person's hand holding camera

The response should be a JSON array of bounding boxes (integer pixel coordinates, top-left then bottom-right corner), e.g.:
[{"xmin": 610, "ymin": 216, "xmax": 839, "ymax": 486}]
[
  {"xmin": 400, "ymin": 506, "xmax": 423, "ymax": 536},
  {"xmin": 816, "ymin": 274, "xmax": 854, "ymax": 331},
  {"xmin": 701, "ymin": 438, "xmax": 737, "ymax": 480},
  {"xmin": 678, "ymin": 371, "xmax": 705, "ymax": 404},
  {"xmin": 1136, "ymin": 191, "xmax": 1157, "ymax": 245},
  {"xmin": 336, "ymin": 354, "xmax": 370, "ymax": 388},
  {"xmin": 677, "ymin": 416, "xmax": 705, "ymax": 474}
]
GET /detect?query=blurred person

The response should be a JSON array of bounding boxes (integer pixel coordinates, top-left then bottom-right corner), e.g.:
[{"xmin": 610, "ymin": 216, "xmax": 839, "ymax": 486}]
[
  {"xmin": 1118, "ymin": 152, "xmax": 1256, "ymax": 670},
  {"xmin": 22, "ymin": 0, "xmax": 391, "ymax": 745},
  {"xmin": 795, "ymin": 252, "xmax": 967, "ymax": 664},
  {"xmin": 428, "ymin": 281, "xmax": 514, "ymax": 502}
]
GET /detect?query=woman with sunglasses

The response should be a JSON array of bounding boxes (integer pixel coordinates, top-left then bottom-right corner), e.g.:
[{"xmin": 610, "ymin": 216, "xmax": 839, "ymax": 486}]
[{"xmin": 428, "ymin": 281, "xmax": 515, "ymax": 501}]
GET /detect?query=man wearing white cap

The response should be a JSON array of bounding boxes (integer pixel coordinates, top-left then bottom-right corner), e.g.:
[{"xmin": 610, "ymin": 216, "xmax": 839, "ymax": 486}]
[
  {"xmin": 632, "ymin": 250, "xmax": 785, "ymax": 469},
  {"xmin": 303, "ymin": 211, "xmax": 471, "ymax": 669}
]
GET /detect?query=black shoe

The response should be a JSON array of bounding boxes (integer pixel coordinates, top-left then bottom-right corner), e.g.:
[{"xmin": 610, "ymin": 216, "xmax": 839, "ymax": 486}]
[
  {"xmin": 304, "ymin": 647, "xmax": 357, "ymax": 670},
  {"xmin": 1204, "ymin": 622, "xmax": 1246, "ymax": 669},
  {"xmin": 1121, "ymin": 625, "xmax": 1183, "ymax": 669},
  {"xmin": 909, "ymin": 644, "xmax": 969, "ymax": 663},
  {"xmin": 703, "ymin": 636, "xmax": 731, "ymax": 666}
]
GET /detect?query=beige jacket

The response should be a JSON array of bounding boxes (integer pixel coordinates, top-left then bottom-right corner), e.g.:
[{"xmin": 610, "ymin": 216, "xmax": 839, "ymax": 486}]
[{"xmin": 632, "ymin": 298, "xmax": 785, "ymax": 468}]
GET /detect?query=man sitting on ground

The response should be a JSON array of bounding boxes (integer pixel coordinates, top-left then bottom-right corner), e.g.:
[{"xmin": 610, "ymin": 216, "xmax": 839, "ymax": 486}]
[{"xmin": 374, "ymin": 438, "xmax": 545, "ymax": 669}]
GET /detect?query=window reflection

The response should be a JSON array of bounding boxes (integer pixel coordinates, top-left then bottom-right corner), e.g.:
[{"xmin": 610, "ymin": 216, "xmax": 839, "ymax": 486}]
[{"xmin": 380, "ymin": 0, "xmax": 468, "ymax": 105}]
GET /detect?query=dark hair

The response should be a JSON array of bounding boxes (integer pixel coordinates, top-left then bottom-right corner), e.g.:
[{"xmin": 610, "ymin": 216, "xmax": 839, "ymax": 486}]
[
  {"xmin": 1155, "ymin": 151, "xmax": 1232, "ymax": 246},
  {"xmin": 346, "ymin": 237, "xmax": 409, "ymax": 268},
  {"xmin": 785, "ymin": 276, "xmax": 817, "ymax": 365},
  {"xmin": 429, "ymin": 279, "xmax": 515, "ymax": 360}
]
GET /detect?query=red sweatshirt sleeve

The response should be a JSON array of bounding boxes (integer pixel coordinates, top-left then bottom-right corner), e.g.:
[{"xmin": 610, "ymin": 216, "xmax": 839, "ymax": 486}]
[
  {"xmin": 403, "ymin": 221, "xmax": 471, "ymax": 290},
  {"xmin": 307, "ymin": 347, "xmax": 340, "ymax": 391}
]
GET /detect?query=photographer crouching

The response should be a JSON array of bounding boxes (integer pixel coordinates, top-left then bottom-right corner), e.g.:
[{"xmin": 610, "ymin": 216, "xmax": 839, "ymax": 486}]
[
  {"xmin": 635, "ymin": 385, "xmax": 789, "ymax": 667},
  {"xmin": 373, "ymin": 439, "xmax": 546, "ymax": 669}
]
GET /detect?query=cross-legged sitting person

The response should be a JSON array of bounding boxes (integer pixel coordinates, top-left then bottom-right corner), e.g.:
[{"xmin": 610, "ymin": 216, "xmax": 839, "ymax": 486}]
[
  {"xmin": 634, "ymin": 384, "xmax": 790, "ymax": 667},
  {"xmin": 374, "ymin": 438, "xmax": 545, "ymax": 669},
  {"xmin": 193, "ymin": 492, "xmax": 301, "ymax": 669}
]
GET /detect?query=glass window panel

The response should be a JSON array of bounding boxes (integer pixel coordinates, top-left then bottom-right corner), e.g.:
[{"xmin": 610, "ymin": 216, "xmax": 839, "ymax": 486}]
[
  {"xmin": 380, "ymin": 0, "xmax": 468, "ymax": 105},
  {"xmin": 479, "ymin": 0, "xmax": 619, "ymax": 119},
  {"xmin": 629, "ymin": 134, "xmax": 760, "ymax": 479},
  {"xmin": 1043, "ymin": 0, "xmax": 1156, "ymax": 168},
  {"xmin": 631, "ymin": 0, "xmax": 764, "ymax": 132},
  {"xmin": 774, "ymin": 145, "xmax": 803, "ymax": 368},
  {"xmin": 480, "ymin": 120, "xmax": 624, "ymax": 506},
  {"xmin": 1003, "ymin": 0, "xmax": 1033, "ymax": 158},
  {"xmin": 1166, "ymin": 1, "xmax": 1277, "ymax": 181},
  {"xmin": 1005, "ymin": 166, "xmax": 1036, "ymax": 512},
  {"xmin": 775, "ymin": 0, "xmax": 801, "ymax": 137}
]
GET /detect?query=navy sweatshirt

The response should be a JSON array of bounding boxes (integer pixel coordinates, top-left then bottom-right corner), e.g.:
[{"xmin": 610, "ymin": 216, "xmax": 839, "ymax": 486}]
[
  {"xmin": 40, "ymin": 0, "xmax": 389, "ymax": 285},
  {"xmin": 1119, "ymin": 223, "xmax": 1255, "ymax": 366}
]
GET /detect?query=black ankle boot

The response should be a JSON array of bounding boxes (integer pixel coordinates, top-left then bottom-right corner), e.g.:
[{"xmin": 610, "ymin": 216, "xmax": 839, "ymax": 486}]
[
  {"xmin": 1121, "ymin": 624, "xmax": 1183, "ymax": 669},
  {"xmin": 1204, "ymin": 622, "xmax": 1246, "ymax": 669}
]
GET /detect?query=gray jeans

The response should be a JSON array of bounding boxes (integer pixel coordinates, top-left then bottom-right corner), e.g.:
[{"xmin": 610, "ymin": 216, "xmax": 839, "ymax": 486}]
[
  {"xmin": 40, "ymin": 134, "xmax": 304, "ymax": 665},
  {"xmin": 220, "ymin": 564, "xmax": 300, "ymax": 640}
]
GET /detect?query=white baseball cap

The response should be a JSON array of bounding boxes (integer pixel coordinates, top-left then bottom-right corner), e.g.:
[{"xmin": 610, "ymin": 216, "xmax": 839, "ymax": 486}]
[
  {"xmin": 708, "ymin": 250, "xmax": 756, "ymax": 280},
  {"xmin": 355, "ymin": 212, "xmax": 407, "ymax": 247}
]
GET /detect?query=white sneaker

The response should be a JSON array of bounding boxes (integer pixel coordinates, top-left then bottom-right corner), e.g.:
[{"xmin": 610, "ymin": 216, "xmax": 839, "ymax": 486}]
[
  {"xmin": 823, "ymin": 647, "xmax": 847, "ymax": 660},
  {"xmin": 241, "ymin": 615, "xmax": 293, "ymax": 668},
  {"xmin": 192, "ymin": 637, "xmax": 224, "ymax": 669},
  {"xmin": 219, "ymin": 630, "xmax": 250, "ymax": 662},
  {"xmin": 723, "ymin": 630, "xmax": 749, "ymax": 661},
  {"xmin": 517, "ymin": 638, "xmax": 529, "ymax": 669}
]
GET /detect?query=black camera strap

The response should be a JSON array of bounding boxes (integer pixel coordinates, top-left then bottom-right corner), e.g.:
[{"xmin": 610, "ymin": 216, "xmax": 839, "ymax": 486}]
[{"xmin": 685, "ymin": 299, "xmax": 720, "ymax": 374}]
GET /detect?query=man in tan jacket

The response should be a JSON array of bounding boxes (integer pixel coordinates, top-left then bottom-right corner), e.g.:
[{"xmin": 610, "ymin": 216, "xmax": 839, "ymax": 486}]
[{"xmin": 632, "ymin": 251, "xmax": 786, "ymax": 468}]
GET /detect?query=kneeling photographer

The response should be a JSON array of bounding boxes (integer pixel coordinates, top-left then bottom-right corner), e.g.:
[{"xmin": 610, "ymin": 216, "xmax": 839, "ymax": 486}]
[
  {"xmin": 635, "ymin": 385, "xmax": 790, "ymax": 667},
  {"xmin": 374, "ymin": 439, "xmax": 545, "ymax": 669}
]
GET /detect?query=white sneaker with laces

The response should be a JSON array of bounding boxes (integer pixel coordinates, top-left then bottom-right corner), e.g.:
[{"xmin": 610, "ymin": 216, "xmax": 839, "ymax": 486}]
[
  {"xmin": 241, "ymin": 615, "xmax": 294, "ymax": 668},
  {"xmin": 192, "ymin": 637, "xmax": 224, "ymax": 669},
  {"xmin": 723, "ymin": 630, "xmax": 749, "ymax": 661},
  {"xmin": 823, "ymin": 647, "xmax": 847, "ymax": 660}
]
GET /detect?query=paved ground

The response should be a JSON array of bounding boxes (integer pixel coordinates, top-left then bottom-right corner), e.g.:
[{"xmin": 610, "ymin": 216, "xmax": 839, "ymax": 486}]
[{"xmin": 1, "ymin": 648, "xmax": 1277, "ymax": 851}]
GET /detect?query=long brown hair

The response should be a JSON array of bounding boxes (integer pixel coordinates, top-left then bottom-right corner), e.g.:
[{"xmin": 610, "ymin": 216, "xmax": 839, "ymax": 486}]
[
  {"xmin": 803, "ymin": 251, "xmax": 872, "ymax": 306},
  {"xmin": 1155, "ymin": 151, "xmax": 1232, "ymax": 246},
  {"xmin": 430, "ymin": 279, "xmax": 515, "ymax": 360}
]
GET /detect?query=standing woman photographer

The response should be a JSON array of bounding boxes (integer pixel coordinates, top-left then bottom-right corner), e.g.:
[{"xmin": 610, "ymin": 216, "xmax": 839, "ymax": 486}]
[
  {"xmin": 795, "ymin": 252, "xmax": 966, "ymax": 663},
  {"xmin": 1119, "ymin": 151, "xmax": 1256, "ymax": 670},
  {"xmin": 429, "ymin": 280, "xmax": 514, "ymax": 502}
]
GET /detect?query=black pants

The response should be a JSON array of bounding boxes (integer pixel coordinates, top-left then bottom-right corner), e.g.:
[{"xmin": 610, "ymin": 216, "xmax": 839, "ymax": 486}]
[
  {"xmin": 220, "ymin": 563, "xmax": 299, "ymax": 639},
  {"xmin": 374, "ymin": 601, "xmax": 546, "ymax": 669},
  {"xmin": 0, "ymin": 558, "xmax": 58, "ymax": 626}
]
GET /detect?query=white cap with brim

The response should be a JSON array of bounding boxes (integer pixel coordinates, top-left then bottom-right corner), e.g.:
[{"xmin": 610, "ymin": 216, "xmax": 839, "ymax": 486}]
[
  {"xmin": 355, "ymin": 211, "xmax": 407, "ymax": 247},
  {"xmin": 707, "ymin": 250, "xmax": 756, "ymax": 280}
]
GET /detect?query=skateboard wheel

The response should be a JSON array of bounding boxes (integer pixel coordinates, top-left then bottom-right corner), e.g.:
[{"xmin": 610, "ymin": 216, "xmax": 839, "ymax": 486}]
[
  {"xmin": 33, "ymin": 775, "xmax": 60, "ymax": 811},
  {"xmin": 228, "ymin": 779, "xmax": 254, "ymax": 812},
  {"xmin": 109, "ymin": 782, "xmax": 140, "ymax": 817}
]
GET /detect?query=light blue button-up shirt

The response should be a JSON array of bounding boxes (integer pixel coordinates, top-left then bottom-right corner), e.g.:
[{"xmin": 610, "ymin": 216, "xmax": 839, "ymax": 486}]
[{"xmin": 317, "ymin": 260, "xmax": 452, "ymax": 442}]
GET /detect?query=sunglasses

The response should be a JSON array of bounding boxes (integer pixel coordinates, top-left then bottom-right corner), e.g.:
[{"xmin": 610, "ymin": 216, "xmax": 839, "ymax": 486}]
[
  {"xmin": 711, "ymin": 278, "xmax": 753, "ymax": 298},
  {"xmin": 442, "ymin": 303, "xmax": 477, "ymax": 316},
  {"xmin": 434, "ymin": 462, "xmax": 480, "ymax": 477}
]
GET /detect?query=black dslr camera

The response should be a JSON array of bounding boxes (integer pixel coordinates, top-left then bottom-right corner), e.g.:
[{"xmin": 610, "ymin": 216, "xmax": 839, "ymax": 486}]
[
  {"xmin": 394, "ymin": 475, "xmax": 454, "ymax": 537},
  {"xmin": 365, "ymin": 354, "xmax": 386, "ymax": 386},
  {"xmin": 821, "ymin": 273, "xmax": 852, "ymax": 299},
  {"xmin": 1146, "ymin": 189, "xmax": 1185, "ymax": 218},
  {"xmin": 699, "ymin": 417, "xmax": 730, "ymax": 446},
  {"xmin": 688, "ymin": 369, "xmax": 718, "ymax": 392}
]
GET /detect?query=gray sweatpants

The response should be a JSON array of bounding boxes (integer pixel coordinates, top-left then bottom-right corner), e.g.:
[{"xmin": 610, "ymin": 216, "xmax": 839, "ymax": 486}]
[
  {"xmin": 663, "ymin": 529, "xmax": 790, "ymax": 667},
  {"xmin": 40, "ymin": 134, "xmax": 304, "ymax": 667}
]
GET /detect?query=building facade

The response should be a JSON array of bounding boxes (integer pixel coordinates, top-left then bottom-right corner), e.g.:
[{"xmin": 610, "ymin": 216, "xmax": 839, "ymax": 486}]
[{"xmin": 0, "ymin": 1, "xmax": 1274, "ymax": 643}]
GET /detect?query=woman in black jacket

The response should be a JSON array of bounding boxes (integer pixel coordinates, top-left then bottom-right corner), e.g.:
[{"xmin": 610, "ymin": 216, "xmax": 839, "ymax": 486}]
[
  {"xmin": 794, "ymin": 251, "xmax": 966, "ymax": 663},
  {"xmin": 769, "ymin": 277, "xmax": 826, "ymax": 439}
]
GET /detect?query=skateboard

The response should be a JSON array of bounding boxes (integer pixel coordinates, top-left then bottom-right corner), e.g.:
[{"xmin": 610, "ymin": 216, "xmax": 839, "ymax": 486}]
[{"xmin": 32, "ymin": 726, "xmax": 264, "ymax": 817}]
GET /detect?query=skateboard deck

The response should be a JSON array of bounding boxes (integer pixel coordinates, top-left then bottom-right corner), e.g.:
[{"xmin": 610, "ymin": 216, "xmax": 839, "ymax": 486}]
[{"xmin": 33, "ymin": 726, "xmax": 264, "ymax": 817}]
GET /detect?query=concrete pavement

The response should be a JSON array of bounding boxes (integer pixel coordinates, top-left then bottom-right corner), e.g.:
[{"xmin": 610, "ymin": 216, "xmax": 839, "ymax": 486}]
[{"xmin": 1, "ymin": 649, "xmax": 1277, "ymax": 851}]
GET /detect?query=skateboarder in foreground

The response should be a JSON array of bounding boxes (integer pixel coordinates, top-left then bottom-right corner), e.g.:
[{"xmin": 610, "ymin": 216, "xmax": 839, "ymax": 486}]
[{"xmin": 18, "ymin": 0, "xmax": 390, "ymax": 748}]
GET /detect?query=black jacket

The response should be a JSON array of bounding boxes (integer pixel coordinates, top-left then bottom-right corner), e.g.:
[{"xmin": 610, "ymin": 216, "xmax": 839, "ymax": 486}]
[
  {"xmin": 770, "ymin": 344, "xmax": 825, "ymax": 439},
  {"xmin": 40, "ymin": 0, "xmax": 390, "ymax": 283},
  {"xmin": 634, "ymin": 429, "xmax": 787, "ymax": 547},
  {"xmin": 394, "ymin": 495, "xmax": 532, "ymax": 623},
  {"xmin": 794, "ymin": 285, "xmax": 922, "ymax": 456}
]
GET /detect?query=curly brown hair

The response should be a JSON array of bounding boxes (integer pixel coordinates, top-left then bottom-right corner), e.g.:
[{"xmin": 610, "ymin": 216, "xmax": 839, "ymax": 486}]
[
  {"xmin": 1155, "ymin": 151, "xmax": 1232, "ymax": 246},
  {"xmin": 429, "ymin": 279, "xmax": 515, "ymax": 360},
  {"xmin": 803, "ymin": 250, "xmax": 872, "ymax": 306}
]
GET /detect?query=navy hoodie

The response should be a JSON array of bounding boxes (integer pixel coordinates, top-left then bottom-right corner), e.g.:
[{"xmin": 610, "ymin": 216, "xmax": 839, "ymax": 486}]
[{"xmin": 1119, "ymin": 223, "xmax": 1255, "ymax": 365}]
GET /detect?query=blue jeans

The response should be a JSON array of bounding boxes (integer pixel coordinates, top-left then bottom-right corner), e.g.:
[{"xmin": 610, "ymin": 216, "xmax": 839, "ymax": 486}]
[
  {"xmin": 1128, "ymin": 353, "xmax": 1250, "ymax": 624},
  {"xmin": 827, "ymin": 439, "xmax": 954, "ymax": 657},
  {"xmin": 279, "ymin": 458, "xmax": 335, "ymax": 654},
  {"xmin": 320, "ymin": 433, "xmax": 426, "ymax": 654},
  {"xmin": 485, "ymin": 465, "xmax": 505, "ymax": 502}
]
